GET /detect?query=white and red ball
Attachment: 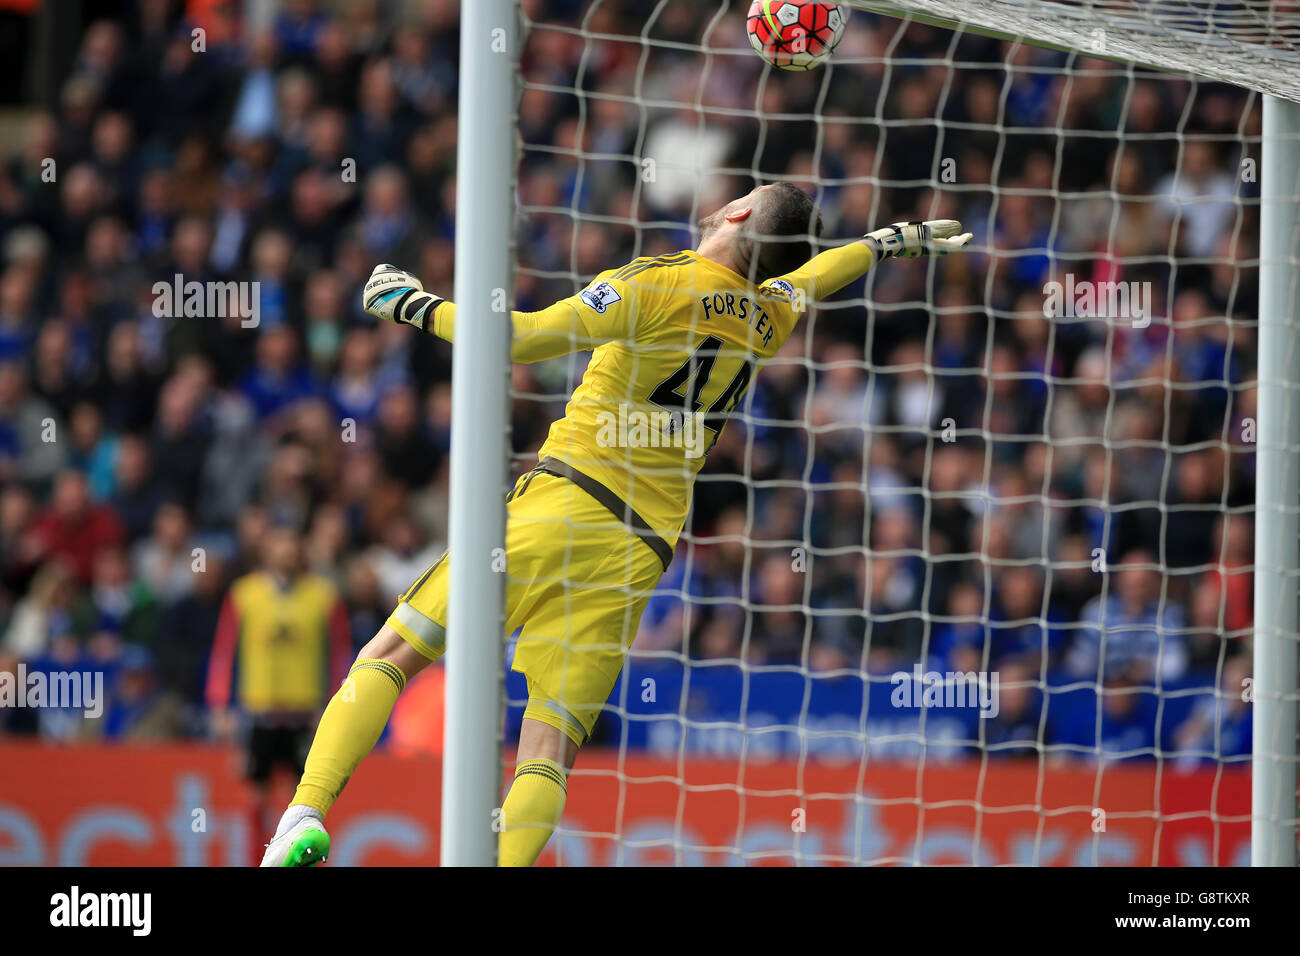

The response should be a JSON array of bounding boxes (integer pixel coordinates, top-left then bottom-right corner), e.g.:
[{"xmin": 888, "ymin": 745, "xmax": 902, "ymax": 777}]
[{"xmin": 746, "ymin": 1, "xmax": 846, "ymax": 71}]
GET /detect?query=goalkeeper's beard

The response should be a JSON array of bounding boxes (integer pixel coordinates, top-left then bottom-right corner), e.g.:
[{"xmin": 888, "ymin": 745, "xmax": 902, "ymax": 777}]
[
  {"xmin": 696, "ymin": 207, "xmax": 726, "ymax": 238},
  {"xmin": 697, "ymin": 207, "xmax": 758, "ymax": 279}
]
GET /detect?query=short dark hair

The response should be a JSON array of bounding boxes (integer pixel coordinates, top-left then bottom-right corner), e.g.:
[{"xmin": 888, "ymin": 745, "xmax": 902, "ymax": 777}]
[{"xmin": 745, "ymin": 182, "xmax": 823, "ymax": 281}]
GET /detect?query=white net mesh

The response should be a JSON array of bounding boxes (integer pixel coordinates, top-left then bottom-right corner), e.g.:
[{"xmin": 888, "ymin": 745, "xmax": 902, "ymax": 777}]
[
  {"xmin": 853, "ymin": 0, "xmax": 1300, "ymax": 102},
  {"xmin": 508, "ymin": 0, "xmax": 1270, "ymax": 865}
]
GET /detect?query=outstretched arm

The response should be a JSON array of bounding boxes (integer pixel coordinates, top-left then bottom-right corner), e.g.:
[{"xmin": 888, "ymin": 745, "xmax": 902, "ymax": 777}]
[
  {"xmin": 767, "ymin": 219, "xmax": 974, "ymax": 301},
  {"xmin": 362, "ymin": 264, "xmax": 622, "ymax": 363}
]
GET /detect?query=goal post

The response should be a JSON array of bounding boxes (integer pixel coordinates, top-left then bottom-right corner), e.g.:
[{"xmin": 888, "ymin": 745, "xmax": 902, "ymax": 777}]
[
  {"xmin": 442, "ymin": 0, "xmax": 517, "ymax": 867},
  {"xmin": 1252, "ymin": 93, "xmax": 1300, "ymax": 868}
]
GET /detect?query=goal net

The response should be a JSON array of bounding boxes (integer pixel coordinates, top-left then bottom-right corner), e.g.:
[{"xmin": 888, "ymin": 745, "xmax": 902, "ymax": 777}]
[
  {"xmin": 854, "ymin": 1, "xmax": 1300, "ymax": 103},
  {"xmin": 503, "ymin": 0, "xmax": 1288, "ymax": 865}
]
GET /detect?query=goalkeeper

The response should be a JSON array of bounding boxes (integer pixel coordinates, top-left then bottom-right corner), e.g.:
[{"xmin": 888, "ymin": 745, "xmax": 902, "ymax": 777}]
[{"xmin": 261, "ymin": 182, "xmax": 971, "ymax": 867}]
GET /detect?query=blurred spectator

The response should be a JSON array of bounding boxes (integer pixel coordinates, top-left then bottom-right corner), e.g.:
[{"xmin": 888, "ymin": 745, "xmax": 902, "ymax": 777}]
[
  {"xmin": 3, "ymin": 560, "xmax": 85, "ymax": 660},
  {"xmin": 932, "ymin": 578, "xmax": 986, "ymax": 673},
  {"xmin": 1173, "ymin": 655, "xmax": 1252, "ymax": 768},
  {"xmin": 1094, "ymin": 673, "xmax": 1159, "ymax": 761},
  {"xmin": 1201, "ymin": 513, "xmax": 1253, "ymax": 634},
  {"xmin": 155, "ymin": 552, "xmax": 226, "ymax": 726},
  {"xmin": 988, "ymin": 565, "xmax": 1063, "ymax": 670},
  {"xmin": 240, "ymin": 322, "xmax": 319, "ymax": 421},
  {"xmin": 1065, "ymin": 550, "xmax": 1188, "ymax": 683},
  {"xmin": 90, "ymin": 546, "xmax": 157, "ymax": 645},
  {"xmin": 751, "ymin": 552, "xmax": 810, "ymax": 665},
  {"xmin": 132, "ymin": 501, "xmax": 198, "ymax": 604},
  {"xmin": 1156, "ymin": 139, "xmax": 1240, "ymax": 258},
  {"xmin": 375, "ymin": 383, "xmax": 440, "ymax": 489},
  {"xmin": 0, "ymin": 360, "xmax": 63, "ymax": 488},
  {"xmin": 102, "ymin": 645, "xmax": 187, "ymax": 739},
  {"xmin": 111, "ymin": 433, "xmax": 164, "ymax": 543},
  {"xmin": 0, "ymin": 651, "xmax": 38, "ymax": 734},
  {"xmin": 982, "ymin": 661, "xmax": 1043, "ymax": 757},
  {"xmin": 24, "ymin": 469, "xmax": 124, "ymax": 584},
  {"xmin": 151, "ymin": 373, "xmax": 213, "ymax": 506},
  {"xmin": 67, "ymin": 402, "xmax": 118, "ymax": 501}
]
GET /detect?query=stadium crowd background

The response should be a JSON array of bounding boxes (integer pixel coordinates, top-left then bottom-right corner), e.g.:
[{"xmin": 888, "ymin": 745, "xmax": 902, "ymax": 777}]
[{"xmin": 0, "ymin": 0, "xmax": 1256, "ymax": 765}]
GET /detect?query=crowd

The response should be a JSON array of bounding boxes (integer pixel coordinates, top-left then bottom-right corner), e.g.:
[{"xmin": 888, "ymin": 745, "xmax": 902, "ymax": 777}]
[{"xmin": 0, "ymin": 0, "xmax": 1256, "ymax": 764}]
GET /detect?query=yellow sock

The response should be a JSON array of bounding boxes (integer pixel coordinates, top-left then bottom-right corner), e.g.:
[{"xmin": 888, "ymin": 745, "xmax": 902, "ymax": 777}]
[
  {"xmin": 291, "ymin": 659, "xmax": 406, "ymax": 816},
  {"xmin": 498, "ymin": 759, "xmax": 567, "ymax": 867}
]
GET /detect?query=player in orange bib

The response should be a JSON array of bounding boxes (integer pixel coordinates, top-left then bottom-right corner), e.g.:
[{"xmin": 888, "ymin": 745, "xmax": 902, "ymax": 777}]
[{"xmin": 260, "ymin": 182, "xmax": 971, "ymax": 867}]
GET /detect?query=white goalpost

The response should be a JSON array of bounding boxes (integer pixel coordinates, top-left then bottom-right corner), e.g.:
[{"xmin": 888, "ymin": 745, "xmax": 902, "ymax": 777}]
[
  {"xmin": 1253, "ymin": 91, "xmax": 1300, "ymax": 867},
  {"xmin": 444, "ymin": 0, "xmax": 1300, "ymax": 866},
  {"xmin": 442, "ymin": 0, "xmax": 516, "ymax": 866}
]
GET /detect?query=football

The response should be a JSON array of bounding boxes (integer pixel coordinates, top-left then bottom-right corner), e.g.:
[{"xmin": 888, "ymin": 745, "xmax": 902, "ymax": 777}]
[{"xmin": 746, "ymin": 0, "xmax": 847, "ymax": 71}]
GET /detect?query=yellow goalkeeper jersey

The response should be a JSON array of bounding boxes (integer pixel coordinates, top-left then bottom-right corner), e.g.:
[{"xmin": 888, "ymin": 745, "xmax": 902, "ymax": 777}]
[{"xmin": 433, "ymin": 242, "xmax": 874, "ymax": 554}]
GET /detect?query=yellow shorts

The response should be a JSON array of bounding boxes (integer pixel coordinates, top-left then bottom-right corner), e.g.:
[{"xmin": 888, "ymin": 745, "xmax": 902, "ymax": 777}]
[{"xmin": 385, "ymin": 467, "xmax": 667, "ymax": 747}]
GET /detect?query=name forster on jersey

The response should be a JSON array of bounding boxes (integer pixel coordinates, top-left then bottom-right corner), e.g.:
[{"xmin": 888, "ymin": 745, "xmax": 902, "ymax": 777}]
[{"xmin": 697, "ymin": 281, "xmax": 795, "ymax": 348}]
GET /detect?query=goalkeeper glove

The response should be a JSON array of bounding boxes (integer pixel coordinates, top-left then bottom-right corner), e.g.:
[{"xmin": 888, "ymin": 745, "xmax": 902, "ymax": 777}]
[
  {"xmin": 864, "ymin": 220, "xmax": 973, "ymax": 260},
  {"xmin": 362, "ymin": 263, "xmax": 444, "ymax": 332}
]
